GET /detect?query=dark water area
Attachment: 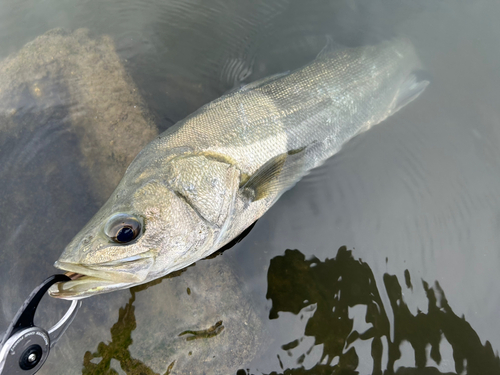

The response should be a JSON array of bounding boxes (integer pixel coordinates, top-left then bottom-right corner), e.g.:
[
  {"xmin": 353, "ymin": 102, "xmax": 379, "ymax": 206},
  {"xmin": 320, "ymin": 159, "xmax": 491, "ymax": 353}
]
[{"xmin": 1, "ymin": 0, "xmax": 500, "ymax": 374}]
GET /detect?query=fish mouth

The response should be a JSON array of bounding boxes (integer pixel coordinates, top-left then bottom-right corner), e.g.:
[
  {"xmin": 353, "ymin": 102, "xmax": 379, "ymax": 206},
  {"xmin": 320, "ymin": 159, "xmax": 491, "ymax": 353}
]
[
  {"xmin": 49, "ymin": 254, "xmax": 155, "ymax": 300},
  {"xmin": 48, "ymin": 273, "xmax": 134, "ymax": 300}
]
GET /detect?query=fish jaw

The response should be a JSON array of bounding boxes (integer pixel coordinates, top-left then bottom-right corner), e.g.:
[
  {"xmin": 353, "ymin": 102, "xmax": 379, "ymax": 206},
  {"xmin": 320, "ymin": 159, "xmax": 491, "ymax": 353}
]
[
  {"xmin": 49, "ymin": 251, "xmax": 156, "ymax": 299},
  {"xmin": 48, "ymin": 275, "xmax": 134, "ymax": 300}
]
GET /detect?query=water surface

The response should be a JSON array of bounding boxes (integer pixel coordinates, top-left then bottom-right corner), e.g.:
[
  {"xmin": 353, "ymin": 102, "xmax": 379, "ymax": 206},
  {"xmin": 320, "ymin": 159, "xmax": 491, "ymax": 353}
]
[{"xmin": 1, "ymin": 0, "xmax": 499, "ymax": 374}]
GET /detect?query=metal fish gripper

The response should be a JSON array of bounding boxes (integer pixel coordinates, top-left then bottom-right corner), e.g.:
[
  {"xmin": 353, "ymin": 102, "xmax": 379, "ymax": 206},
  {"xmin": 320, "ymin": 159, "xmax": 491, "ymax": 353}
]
[{"xmin": 0, "ymin": 275, "xmax": 81, "ymax": 374}]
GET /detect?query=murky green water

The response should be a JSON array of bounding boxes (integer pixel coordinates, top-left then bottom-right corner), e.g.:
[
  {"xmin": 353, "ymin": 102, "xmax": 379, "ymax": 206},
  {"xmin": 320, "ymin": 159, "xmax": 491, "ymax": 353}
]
[{"xmin": 1, "ymin": 0, "xmax": 500, "ymax": 374}]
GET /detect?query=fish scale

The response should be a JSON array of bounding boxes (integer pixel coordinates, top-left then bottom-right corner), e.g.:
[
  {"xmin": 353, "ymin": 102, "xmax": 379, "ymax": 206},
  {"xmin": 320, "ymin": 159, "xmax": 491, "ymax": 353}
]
[{"xmin": 51, "ymin": 37, "xmax": 428, "ymax": 299}]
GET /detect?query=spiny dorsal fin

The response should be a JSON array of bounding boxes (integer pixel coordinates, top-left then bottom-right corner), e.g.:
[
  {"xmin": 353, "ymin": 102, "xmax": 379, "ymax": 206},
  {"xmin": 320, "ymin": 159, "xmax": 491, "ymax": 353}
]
[
  {"xmin": 232, "ymin": 71, "xmax": 290, "ymax": 95},
  {"xmin": 241, "ymin": 147, "xmax": 308, "ymax": 202}
]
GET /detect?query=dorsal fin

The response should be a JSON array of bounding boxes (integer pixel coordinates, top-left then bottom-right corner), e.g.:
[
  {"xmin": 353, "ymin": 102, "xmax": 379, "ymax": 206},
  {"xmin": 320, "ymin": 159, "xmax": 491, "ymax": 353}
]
[{"xmin": 226, "ymin": 71, "xmax": 290, "ymax": 96}]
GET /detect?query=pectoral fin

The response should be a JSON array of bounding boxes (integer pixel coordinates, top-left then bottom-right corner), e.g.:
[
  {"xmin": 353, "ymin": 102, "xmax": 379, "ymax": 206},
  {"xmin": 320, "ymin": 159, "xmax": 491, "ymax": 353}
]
[{"xmin": 241, "ymin": 147, "xmax": 308, "ymax": 202}]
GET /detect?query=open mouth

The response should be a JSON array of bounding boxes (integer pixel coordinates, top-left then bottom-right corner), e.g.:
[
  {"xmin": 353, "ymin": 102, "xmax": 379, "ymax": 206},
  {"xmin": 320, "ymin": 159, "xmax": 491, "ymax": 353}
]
[
  {"xmin": 66, "ymin": 272, "xmax": 86, "ymax": 281},
  {"xmin": 49, "ymin": 254, "xmax": 155, "ymax": 299}
]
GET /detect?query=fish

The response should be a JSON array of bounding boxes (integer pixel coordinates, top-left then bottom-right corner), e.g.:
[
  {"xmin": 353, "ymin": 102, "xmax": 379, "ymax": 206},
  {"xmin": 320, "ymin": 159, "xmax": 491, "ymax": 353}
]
[{"xmin": 49, "ymin": 37, "xmax": 428, "ymax": 299}]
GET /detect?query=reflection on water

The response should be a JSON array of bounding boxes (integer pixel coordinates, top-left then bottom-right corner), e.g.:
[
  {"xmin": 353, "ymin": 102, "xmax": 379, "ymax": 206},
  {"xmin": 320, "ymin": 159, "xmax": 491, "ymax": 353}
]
[
  {"xmin": 82, "ymin": 275, "xmax": 180, "ymax": 375},
  {"xmin": 82, "ymin": 289, "xmax": 163, "ymax": 375},
  {"xmin": 77, "ymin": 246, "xmax": 500, "ymax": 374},
  {"xmin": 239, "ymin": 247, "xmax": 500, "ymax": 375}
]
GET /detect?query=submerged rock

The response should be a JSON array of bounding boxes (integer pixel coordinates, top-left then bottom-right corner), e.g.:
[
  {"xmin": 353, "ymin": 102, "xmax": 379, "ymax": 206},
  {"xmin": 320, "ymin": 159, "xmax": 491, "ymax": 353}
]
[
  {"xmin": 76, "ymin": 258, "xmax": 265, "ymax": 375},
  {"xmin": 0, "ymin": 28, "xmax": 158, "ymax": 196},
  {"xmin": 38, "ymin": 255, "xmax": 265, "ymax": 375},
  {"xmin": 0, "ymin": 27, "xmax": 158, "ymax": 320}
]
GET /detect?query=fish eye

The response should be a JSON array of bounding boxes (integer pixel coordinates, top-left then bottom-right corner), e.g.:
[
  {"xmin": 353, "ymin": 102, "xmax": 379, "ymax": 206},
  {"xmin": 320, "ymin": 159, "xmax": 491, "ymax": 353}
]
[{"xmin": 104, "ymin": 213, "xmax": 142, "ymax": 244}]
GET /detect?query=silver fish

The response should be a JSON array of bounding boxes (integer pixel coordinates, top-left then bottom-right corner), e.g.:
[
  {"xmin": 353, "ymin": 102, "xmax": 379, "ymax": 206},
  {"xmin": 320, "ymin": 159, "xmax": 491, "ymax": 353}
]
[{"xmin": 50, "ymin": 37, "xmax": 428, "ymax": 299}]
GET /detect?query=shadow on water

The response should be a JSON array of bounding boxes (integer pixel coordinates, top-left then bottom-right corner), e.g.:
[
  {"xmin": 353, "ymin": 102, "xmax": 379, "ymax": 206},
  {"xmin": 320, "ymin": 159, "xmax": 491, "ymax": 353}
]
[{"xmin": 237, "ymin": 247, "xmax": 500, "ymax": 375}]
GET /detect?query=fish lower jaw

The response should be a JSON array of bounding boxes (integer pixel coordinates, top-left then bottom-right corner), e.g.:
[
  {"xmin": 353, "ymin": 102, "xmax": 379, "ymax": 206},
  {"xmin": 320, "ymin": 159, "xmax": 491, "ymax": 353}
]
[
  {"xmin": 48, "ymin": 274, "xmax": 134, "ymax": 300},
  {"xmin": 49, "ymin": 261, "xmax": 151, "ymax": 299}
]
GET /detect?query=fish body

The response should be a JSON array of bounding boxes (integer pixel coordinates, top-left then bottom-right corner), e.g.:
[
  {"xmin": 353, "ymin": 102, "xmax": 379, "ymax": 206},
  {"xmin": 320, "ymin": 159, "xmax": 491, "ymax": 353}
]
[{"xmin": 51, "ymin": 38, "xmax": 428, "ymax": 299}]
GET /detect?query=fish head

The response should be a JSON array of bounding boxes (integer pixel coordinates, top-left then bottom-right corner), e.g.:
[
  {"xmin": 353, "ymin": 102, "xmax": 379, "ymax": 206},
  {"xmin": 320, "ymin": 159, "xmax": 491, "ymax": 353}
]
[{"xmin": 50, "ymin": 172, "xmax": 214, "ymax": 299}]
